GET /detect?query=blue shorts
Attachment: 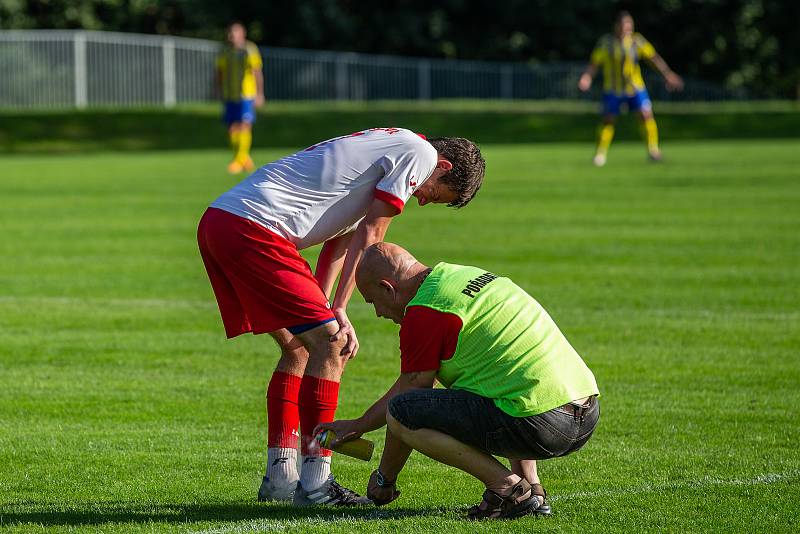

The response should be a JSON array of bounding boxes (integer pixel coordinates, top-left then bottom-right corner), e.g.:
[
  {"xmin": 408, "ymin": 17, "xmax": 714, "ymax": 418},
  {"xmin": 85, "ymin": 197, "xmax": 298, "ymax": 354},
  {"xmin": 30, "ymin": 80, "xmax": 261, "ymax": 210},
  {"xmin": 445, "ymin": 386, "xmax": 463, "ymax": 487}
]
[
  {"xmin": 223, "ymin": 100, "xmax": 256, "ymax": 125},
  {"xmin": 602, "ymin": 90, "xmax": 652, "ymax": 116}
]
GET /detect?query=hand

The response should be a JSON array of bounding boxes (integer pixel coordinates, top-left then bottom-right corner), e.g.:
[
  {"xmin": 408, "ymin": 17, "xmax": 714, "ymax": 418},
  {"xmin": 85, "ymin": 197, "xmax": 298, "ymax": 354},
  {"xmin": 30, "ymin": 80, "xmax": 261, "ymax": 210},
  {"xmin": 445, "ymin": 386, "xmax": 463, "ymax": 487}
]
[
  {"xmin": 255, "ymin": 94, "xmax": 265, "ymax": 107},
  {"xmin": 331, "ymin": 307, "xmax": 359, "ymax": 359},
  {"xmin": 665, "ymin": 72, "xmax": 684, "ymax": 92},
  {"xmin": 313, "ymin": 419, "xmax": 363, "ymax": 447},
  {"xmin": 367, "ymin": 470, "xmax": 401, "ymax": 506},
  {"xmin": 578, "ymin": 73, "xmax": 592, "ymax": 92}
]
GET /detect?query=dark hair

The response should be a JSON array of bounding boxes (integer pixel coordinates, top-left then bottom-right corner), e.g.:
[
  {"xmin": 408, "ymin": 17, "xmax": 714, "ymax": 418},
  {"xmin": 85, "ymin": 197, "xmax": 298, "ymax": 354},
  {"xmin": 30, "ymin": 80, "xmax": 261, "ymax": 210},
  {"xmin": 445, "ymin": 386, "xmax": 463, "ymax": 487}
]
[
  {"xmin": 615, "ymin": 11, "xmax": 632, "ymax": 25},
  {"xmin": 427, "ymin": 137, "xmax": 485, "ymax": 208}
]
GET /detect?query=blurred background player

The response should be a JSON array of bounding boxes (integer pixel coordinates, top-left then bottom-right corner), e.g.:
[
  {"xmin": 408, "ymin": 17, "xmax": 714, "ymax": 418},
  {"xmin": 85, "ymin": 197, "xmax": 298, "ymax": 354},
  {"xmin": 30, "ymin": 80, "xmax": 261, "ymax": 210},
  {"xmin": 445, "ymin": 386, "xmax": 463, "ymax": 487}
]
[
  {"xmin": 216, "ymin": 22, "xmax": 264, "ymax": 174},
  {"xmin": 197, "ymin": 128, "xmax": 485, "ymax": 506},
  {"xmin": 578, "ymin": 11, "xmax": 684, "ymax": 166}
]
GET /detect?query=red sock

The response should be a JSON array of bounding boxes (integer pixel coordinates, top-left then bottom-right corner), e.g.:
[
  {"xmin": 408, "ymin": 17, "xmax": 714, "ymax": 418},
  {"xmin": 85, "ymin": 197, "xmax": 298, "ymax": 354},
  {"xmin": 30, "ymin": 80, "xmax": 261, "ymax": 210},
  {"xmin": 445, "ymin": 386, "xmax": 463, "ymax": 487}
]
[
  {"xmin": 266, "ymin": 371, "xmax": 302, "ymax": 449},
  {"xmin": 298, "ymin": 375, "xmax": 340, "ymax": 456}
]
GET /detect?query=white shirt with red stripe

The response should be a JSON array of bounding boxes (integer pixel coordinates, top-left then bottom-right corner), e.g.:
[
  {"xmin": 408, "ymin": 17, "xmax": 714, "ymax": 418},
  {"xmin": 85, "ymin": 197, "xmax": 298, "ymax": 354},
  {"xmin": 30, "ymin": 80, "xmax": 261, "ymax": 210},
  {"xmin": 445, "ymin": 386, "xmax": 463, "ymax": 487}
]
[{"xmin": 210, "ymin": 127, "xmax": 437, "ymax": 250}]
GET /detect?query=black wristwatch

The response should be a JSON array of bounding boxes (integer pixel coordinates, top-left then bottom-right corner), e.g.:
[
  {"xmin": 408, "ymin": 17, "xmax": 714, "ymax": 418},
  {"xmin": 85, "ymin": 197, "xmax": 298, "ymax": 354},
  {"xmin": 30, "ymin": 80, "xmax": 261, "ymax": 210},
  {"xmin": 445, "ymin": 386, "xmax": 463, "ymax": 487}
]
[{"xmin": 375, "ymin": 468, "xmax": 396, "ymax": 487}]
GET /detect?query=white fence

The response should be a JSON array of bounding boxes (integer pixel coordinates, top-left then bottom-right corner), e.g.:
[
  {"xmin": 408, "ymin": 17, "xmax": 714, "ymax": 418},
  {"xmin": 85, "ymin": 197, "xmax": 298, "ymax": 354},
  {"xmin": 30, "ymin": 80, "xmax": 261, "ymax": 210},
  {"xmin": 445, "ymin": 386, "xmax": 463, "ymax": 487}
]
[{"xmin": 0, "ymin": 30, "xmax": 745, "ymax": 109}]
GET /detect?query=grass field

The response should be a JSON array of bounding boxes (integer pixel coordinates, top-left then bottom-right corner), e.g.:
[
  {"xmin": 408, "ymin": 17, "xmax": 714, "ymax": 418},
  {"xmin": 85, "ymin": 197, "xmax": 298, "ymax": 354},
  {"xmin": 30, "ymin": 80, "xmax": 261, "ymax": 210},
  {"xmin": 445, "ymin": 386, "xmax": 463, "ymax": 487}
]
[
  {"xmin": 1, "ymin": 137, "xmax": 799, "ymax": 533},
  {"xmin": 3, "ymin": 100, "xmax": 800, "ymax": 153}
]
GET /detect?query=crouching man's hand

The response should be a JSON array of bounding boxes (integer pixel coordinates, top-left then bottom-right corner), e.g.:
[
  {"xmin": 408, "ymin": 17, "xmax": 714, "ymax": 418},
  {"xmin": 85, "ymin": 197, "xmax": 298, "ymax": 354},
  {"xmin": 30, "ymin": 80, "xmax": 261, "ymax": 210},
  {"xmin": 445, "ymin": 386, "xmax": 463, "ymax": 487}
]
[
  {"xmin": 313, "ymin": 419, "xmax": 363, "ymax": 447},
  {"xmin": 367, "ymin": 469, "xmax": 400, "ymax": 506}
]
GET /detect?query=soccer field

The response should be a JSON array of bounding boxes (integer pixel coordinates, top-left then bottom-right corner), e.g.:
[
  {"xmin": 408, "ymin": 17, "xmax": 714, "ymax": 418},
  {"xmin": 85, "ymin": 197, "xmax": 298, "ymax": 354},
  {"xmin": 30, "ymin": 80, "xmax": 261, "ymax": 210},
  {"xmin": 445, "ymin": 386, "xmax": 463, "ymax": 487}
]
[{"xmin": 1, "ymin": 139, "xmax": 799, "ymax": 533}]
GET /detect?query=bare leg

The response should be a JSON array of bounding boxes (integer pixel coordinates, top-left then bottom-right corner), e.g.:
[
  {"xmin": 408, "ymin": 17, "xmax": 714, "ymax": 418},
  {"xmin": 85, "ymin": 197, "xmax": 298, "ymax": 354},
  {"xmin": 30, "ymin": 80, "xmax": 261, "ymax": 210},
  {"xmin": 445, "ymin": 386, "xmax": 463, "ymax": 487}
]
[
  {"xmin": 295, "ymin": 321, "xmax": 348, "ymax": 381},
  {"xmin": 510, "ymin": 458, "xmax": 550, "ymax": 513},
  {"xmin": 510, "ymin": 459, "xmax": 540, "ymax": 485},
  {"xmin": 270, "ymin": 328, "xmax": 309, "ymax": 376},
  {"xmin": 386, "ymin": 412, "xmax": 523, "ymax": 494}
]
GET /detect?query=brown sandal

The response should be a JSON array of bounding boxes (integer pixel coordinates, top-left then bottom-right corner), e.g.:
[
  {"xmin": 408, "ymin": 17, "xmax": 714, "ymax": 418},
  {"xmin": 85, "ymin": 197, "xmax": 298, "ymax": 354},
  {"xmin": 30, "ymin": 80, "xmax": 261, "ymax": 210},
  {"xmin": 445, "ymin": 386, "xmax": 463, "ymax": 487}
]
[
  {"xmin": 467, "ymin": 479, "xmax": 537, "ymax": 520},
  {"xmin": 531, "ymin": 483, "xmax": 552, "ymax": 516}
]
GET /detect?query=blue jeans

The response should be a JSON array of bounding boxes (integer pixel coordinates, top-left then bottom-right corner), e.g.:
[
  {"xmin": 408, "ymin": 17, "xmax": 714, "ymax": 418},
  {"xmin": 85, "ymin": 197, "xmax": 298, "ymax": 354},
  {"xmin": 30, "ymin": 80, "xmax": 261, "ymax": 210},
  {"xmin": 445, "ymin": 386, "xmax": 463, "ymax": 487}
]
[{"xmin": 388, "ymin": 388, "xmax": 599, "ymax": 460}]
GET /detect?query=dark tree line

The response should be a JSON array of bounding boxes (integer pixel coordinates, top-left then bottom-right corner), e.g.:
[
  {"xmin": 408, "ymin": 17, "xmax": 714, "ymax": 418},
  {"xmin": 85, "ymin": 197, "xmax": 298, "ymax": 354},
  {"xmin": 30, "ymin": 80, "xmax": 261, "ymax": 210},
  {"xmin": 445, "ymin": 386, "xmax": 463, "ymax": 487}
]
[{"xmin": 1, "ymin": 0, "xmax": 798, "ymax": 97}]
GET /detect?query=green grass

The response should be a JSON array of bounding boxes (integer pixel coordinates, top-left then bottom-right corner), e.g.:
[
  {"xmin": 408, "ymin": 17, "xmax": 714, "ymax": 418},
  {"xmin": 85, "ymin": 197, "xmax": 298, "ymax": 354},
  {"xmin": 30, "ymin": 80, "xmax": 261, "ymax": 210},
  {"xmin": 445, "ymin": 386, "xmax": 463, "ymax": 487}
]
[
  {"xmin": 1, "ymin": 100, "xmax": 799, "ymax": 153},
  {"xmin": 1, "ymin": 138, "xmax": 799, "ymax": 533}
]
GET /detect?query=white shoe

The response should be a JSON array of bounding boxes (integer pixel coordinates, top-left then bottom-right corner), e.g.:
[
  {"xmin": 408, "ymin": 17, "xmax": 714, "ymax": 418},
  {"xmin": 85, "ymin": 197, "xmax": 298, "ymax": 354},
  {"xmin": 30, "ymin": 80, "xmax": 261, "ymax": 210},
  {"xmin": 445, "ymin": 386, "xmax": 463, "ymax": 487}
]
[
  {"xmin": 257, "ymin": 475, "xmax": 297, "ymax": 502},
  {"xmin": 593, "ymin": 153, "xmax": 607, "ymax": 167}
]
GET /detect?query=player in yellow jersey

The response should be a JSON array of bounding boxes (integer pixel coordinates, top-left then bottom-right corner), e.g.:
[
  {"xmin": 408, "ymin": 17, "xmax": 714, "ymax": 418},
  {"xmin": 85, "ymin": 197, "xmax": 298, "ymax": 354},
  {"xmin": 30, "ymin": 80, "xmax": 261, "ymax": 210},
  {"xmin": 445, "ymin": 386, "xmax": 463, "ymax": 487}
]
[
  {"xmin": 578, "ymin": 11, "xmax": 683, "ymax": 166},
  {"xmin": 216, "ymin": 22, "xmax": 265, "ymax": 174}
]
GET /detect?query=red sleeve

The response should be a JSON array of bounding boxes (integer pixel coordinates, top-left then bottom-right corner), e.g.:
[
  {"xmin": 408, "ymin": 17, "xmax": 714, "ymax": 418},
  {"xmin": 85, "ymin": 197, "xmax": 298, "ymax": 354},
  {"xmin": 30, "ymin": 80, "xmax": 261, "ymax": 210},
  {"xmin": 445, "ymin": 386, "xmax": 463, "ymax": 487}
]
[
  {"xmin": 374, "ymin": 188, "xmax": 405, "ymax": 214},
  {"xmin": 399, "ymin": 306, "xmax": 462, "ymax": 373}
]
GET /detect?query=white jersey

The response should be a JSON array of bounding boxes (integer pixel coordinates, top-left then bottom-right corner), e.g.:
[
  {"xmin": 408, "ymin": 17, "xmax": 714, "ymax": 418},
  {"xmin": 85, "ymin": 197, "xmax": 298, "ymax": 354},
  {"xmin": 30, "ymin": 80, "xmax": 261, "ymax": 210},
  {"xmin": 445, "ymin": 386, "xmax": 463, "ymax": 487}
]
[{"xmin": 211, "ymin": 128, "xmax": 438, "ymax": 250}]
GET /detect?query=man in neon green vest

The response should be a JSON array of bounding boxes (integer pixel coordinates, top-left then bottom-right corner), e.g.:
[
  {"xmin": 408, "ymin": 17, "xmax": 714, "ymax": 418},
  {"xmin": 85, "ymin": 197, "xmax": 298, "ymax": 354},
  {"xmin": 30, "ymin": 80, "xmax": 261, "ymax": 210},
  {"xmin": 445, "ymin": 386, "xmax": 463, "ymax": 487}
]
[{"xmin": 315, "ymin": 242, "xmax": 600, "ymax": 520}]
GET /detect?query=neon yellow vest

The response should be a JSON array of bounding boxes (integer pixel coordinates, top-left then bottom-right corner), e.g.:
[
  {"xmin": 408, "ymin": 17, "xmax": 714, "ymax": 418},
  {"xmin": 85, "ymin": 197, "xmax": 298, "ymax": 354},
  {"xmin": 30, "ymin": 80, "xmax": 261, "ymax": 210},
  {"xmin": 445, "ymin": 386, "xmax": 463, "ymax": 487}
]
[{"xmin": 407, "ymin": 263, "xmax": 599, "ymax": 417}]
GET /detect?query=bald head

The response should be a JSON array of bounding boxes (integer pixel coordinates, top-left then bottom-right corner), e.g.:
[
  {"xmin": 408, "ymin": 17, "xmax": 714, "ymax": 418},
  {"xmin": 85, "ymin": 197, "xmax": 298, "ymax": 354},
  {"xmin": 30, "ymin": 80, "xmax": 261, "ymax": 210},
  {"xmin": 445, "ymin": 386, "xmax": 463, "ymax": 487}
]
[
  {"xmin": 356, "ymin": 242, "xmax": 429, "ymax": 324},
  {"xmin": 357, "ymin": 243, "xmax": 418, "ymax": 287}
]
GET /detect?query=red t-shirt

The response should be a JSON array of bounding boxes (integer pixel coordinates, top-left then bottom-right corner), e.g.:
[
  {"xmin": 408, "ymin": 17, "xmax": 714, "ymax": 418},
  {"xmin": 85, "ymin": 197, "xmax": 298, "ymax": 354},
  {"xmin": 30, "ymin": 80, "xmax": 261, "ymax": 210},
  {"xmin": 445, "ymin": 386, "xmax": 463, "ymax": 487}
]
[{"xmin": 399, "ymin": 306, "xmax": 463, "ymax": 373}]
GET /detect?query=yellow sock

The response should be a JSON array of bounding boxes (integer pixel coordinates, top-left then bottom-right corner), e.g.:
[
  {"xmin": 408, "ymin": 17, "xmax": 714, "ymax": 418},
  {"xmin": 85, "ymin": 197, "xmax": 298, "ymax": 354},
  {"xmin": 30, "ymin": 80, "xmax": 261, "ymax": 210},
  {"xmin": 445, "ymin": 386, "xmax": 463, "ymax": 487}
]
[
  {"xmin": 643, "ymin": 117, "xmax": 659, "ymax": 153},
  {"xmin": 236, "ymin": 128, "xmax": 252, "ymax": 163},
  {"xmin": 229, "ymin": 129, "xmax": 240, "ymax": 157},
  {"xmin": 596, "ymin": 123, "xmax": 615, "ymax": 156}
]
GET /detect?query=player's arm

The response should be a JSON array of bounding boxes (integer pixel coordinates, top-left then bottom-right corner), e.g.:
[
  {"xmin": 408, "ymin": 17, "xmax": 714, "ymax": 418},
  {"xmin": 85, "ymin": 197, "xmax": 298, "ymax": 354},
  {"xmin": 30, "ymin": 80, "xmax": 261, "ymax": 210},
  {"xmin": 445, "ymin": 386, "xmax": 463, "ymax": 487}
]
[
  {"xmin": 314, "ymin": 369, "xmax": 435, "ymax": 506},
  {"xmin": 313, "ymin": 370, "xmax": 437, "ymax": 445},
  {"xmin": 579, "ymin": 42, "xmax": 605, "ymax": 92},
  {"xmin": 637, "ymin": 35, "xmax": 683, "ymax": 92},
  {"xmin": 367, "ymin": 369, "xmax": 436, "ymax": 506},
  {"xmin": 578, "ymin": 63, "xmax": 598, "ymax": 92},
  {"xmin": 315, "ymin": 232, "xmax": 354, "ymax": 300},
  {"xmin": 329, "ymin": 198, "xmax": 399, "ymax": 357},
  {"xmin": 254, "ymin": 67, "xmax": 265, "ymax": 107},
  {"xmin": 649, "ymin": 53, "xmax": 684, "ymax": 91}
]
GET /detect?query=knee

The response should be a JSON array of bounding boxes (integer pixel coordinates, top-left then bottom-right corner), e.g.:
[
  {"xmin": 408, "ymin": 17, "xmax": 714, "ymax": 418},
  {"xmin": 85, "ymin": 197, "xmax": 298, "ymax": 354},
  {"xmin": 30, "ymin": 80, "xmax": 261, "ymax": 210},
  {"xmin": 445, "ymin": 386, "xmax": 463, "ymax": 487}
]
[
  {"xmin": 280, "ymin": 337, "xmax": 308, "ymax": 360},
  {"xmin": 277, "ymin": 336, "xmax": 308, "ymax": 361},
  {"xmin": 386, "ymin": 410, "xmax": 411, "ymax": 439},
  {"xmin": 307, "ymin": 333, "xmax": 348, "ymax": 371},
  {"xmin": 329, "ymin": 332, "xmax": 347, "ymax": 355},
  {"xmin": 386, "ymin": 395, "xmax": 413, "ymax": 436}
]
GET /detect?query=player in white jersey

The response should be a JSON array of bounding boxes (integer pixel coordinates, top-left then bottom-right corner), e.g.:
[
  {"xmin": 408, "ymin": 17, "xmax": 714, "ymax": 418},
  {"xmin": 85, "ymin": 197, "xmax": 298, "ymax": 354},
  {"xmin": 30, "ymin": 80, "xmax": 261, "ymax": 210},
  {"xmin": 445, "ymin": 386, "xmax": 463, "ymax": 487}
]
[{"xmin": 197, "ymin": 127, "xmax": 485, "ymax": 506}]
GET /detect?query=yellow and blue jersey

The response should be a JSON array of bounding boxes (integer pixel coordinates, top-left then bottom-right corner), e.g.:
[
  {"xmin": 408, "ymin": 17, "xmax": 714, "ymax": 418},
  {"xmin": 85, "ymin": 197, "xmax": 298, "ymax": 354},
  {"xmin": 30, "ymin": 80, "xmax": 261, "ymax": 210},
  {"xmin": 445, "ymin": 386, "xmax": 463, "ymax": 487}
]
[
  {"xmin": 216, "ymin": 41, "xmax": 263, "ymax": 102},
  {"xmin": 590, "ymin": 32, "xmax": 656, "ymax": 96}
]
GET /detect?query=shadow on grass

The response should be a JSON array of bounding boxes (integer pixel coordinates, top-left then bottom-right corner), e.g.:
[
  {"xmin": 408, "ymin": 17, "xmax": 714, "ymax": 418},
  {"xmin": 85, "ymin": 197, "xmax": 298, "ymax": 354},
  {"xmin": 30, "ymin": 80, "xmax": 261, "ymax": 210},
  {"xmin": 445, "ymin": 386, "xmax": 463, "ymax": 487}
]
[{"xmin": 0, "ymin": 502, "xmax": 459, "ymax": 527}]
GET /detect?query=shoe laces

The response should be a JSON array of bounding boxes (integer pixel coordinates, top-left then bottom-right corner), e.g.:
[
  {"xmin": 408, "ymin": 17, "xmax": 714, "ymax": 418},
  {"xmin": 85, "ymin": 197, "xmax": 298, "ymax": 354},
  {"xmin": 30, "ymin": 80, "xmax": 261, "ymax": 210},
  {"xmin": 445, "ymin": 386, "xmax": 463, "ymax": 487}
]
[{"xmin": 328, "ymin": 478, "xmax": 366, "ymax": 504}]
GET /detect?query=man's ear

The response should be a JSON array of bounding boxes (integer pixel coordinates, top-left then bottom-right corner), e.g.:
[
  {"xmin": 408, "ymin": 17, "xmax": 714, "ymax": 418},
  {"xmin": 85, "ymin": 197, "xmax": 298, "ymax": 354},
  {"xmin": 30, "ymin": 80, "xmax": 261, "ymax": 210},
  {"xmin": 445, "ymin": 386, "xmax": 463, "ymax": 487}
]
[
  {"xmin": 379, "ymin": 279, "xmax": 395, "ymax": 295},
  {"xmin": 437, "ymin": 158, "xmax": 453, "ymax": 171}
]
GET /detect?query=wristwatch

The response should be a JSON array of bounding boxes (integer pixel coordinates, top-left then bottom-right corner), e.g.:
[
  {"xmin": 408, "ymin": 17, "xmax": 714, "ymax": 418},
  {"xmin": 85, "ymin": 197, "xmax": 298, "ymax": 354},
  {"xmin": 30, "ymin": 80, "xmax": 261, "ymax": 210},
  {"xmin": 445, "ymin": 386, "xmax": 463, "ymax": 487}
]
[{"xmin": 375, "ymin": 468, "xmax": 396, "ymax": 487}]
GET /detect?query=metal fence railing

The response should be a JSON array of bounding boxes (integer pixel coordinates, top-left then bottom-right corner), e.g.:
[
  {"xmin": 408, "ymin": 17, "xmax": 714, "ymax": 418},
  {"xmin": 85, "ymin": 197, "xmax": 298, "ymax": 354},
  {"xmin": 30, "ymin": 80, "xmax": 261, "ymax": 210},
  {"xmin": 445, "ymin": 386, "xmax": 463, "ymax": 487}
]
[{"xmin": 0, "ymin": 30, "xmax": 746, "ymax": 110}]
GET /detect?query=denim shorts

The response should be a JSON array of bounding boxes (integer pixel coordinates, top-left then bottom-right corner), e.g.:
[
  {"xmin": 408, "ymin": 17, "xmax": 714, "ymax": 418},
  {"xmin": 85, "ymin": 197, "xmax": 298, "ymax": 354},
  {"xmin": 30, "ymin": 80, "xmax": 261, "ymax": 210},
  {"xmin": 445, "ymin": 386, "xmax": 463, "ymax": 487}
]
[{"xmin": 388, "ymin": 388, "xmax": 599, "ymax": 460}]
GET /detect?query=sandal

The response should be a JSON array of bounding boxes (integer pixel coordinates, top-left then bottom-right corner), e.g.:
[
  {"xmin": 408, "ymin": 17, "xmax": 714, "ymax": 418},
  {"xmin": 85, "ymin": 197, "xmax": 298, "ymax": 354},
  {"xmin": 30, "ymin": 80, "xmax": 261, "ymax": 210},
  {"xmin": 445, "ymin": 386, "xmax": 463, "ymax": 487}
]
[
  {"xmin": 530, "ymin": 483, "xmax": 552, "ymax": 516},
  {"xmin": 467, "ymin": 479, "xmax": 537, "ymax": 520}
]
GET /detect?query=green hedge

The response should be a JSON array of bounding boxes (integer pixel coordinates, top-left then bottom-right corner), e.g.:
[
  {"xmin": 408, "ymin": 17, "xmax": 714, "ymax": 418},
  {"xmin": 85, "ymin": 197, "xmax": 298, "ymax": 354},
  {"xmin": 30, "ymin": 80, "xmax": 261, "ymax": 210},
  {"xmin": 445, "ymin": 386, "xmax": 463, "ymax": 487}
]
[{"xmin": 1, "ymin": 101, "xmax": 799, "ymax": 153}]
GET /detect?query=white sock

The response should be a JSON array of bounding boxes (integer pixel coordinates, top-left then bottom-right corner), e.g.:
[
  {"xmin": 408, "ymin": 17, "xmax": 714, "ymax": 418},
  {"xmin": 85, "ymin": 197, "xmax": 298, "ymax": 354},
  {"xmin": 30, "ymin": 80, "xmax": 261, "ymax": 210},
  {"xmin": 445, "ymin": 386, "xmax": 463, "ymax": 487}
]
[
  {"xmin": 266, "ymin": 447, "xmax": 299, "ymax": 485},
  {"xmin": 299, "ymin": 455, "xmax": 331, "ymax": 491}
]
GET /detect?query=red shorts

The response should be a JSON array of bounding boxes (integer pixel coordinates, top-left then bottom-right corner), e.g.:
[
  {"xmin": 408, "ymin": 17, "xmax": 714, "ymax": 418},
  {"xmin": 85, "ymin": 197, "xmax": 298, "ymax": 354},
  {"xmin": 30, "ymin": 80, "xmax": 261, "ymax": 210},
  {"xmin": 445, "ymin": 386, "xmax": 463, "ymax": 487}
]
[{"xmin": 197, "ymin": 207, "xmax": 335, "ymax": 338}]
